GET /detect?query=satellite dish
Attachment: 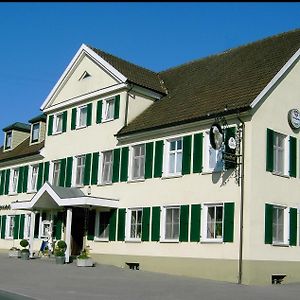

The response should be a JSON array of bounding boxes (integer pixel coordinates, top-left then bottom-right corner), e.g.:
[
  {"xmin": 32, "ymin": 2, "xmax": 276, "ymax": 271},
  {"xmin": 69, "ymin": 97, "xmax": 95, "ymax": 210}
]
[{"xmin": 209, "ymin": 123, "xmax": 223, "ymax": 150}]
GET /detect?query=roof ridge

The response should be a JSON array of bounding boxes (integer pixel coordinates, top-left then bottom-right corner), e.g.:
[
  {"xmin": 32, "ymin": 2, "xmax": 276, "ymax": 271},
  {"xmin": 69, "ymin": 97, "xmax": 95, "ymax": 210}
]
[{"xmin": 159, "ymin": 27, "xmax": 300, "ymax": 74}]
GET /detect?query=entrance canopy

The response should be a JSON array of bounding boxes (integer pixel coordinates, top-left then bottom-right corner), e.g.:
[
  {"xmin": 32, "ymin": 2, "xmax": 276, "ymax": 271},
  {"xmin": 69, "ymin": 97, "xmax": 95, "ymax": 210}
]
[{"xmin": 11, "ymin": 182, "xmax": 119, "ymax": 210}]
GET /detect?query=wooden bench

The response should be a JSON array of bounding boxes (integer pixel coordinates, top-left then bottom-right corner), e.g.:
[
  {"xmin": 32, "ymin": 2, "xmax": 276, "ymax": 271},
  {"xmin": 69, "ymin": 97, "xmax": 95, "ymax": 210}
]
[{"xmin": 125, "ymin": 262, "xmax": 140, "ymax": 270}]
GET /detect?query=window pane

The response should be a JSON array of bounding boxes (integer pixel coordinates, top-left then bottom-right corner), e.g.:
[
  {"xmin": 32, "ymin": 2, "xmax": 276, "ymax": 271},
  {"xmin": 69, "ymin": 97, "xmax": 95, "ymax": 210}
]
[
  {"xmin": 99, "ymin": 212, "xmax": 110, "ymax": 239},
  {"xmin": 105, "ymin": 99, "xmax": 114, "ymax": 120},
  {"xmin": 5, "ymin": 132, "xmax": 12, "ymax": 149},
  {"xmin": 176, "ymin": 152, "xmax": 182, "ymax": 173},
  {"xmin": 31, "ymin": 165, "xmax": 38, "ymax": 191},
  {"xmin": 53, "ymin": 162, "xmax": 60, "ymax": 186},
  {"xmin": 32, "ymin": 123, "xmax": 40, "ymax": 142},
  {"xmin": 102, "ymin": 151, "xmax": 113, "ymax": 183},
  {"xmin": 132, "ymin": 145, "xmax": 145, "ymax": 179},
  {"xmin": 76, "ymin": 156, "xmax": 85, "ymax": 185},
  {"xmin": 56, "ymin": 114, "xmax": 63, "ymax": 132},
  {"xmin": 169, "ymin": 153, "xmax": 175, "ymax": 174},
  {"xmin": 79, "ymin": 106, "xmax": 87, "ymax": 127},
  {"xmin": 165, "ymin": 208, "xmax": 179, "ymax": 240}
]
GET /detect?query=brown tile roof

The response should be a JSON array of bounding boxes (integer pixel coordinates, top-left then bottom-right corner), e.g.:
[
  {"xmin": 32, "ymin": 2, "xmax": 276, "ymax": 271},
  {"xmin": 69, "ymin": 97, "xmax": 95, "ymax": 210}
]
[
  {"xmin": 88, "ymin": 46, "xmax": 167, "ymax": 94},
  {"xmin": 0, "ymin": 138, "xmax": 44, "ymax": 163},
  {"xmin": 117, "ymin": 28, "xmax": 300, "ymax": 136}
]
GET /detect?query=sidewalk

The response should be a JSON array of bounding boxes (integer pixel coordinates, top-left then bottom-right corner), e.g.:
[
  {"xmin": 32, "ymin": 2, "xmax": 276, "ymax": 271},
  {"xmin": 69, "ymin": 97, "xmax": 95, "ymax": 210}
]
[{"xmin": 0, "ymin": 253, "xmax": 299, "ymax": 300}]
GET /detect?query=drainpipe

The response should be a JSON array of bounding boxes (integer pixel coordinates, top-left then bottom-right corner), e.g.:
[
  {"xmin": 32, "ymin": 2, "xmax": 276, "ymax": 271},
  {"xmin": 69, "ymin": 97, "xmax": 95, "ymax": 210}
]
[{"xmin": 237, "ymin": 115, "xmax": 245, "ymax": 284}]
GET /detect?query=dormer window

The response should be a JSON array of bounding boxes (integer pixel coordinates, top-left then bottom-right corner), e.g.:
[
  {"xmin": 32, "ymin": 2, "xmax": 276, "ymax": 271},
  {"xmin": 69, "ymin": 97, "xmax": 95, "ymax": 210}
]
[
  {"xmin": 31, "ymin": 123, "xmax": 40, "ymax": 143},
  {"xmin": 5, "ymin": 131, "xmax": 12, "ymax": 150}
]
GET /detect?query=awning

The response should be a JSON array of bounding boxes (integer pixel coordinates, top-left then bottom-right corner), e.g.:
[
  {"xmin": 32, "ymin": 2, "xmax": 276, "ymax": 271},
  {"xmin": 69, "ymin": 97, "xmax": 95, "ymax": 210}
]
[{"xmin": 10, "ymin": 182, "xmax": 119, "ymax": 210}]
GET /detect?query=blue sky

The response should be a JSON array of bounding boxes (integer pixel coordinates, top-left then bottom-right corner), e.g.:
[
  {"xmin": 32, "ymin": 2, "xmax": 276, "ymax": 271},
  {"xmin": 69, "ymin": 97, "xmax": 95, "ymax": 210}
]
[{"xmin": 0, "ymin": 2, "xmax": 300, "ymax": 145}]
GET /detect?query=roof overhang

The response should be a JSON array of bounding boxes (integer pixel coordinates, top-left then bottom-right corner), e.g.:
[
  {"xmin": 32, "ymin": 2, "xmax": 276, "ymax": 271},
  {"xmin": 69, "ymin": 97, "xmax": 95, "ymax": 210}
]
[{"xmin": 11, "ymin": 182, "xmax": 119, "ymax": 210}]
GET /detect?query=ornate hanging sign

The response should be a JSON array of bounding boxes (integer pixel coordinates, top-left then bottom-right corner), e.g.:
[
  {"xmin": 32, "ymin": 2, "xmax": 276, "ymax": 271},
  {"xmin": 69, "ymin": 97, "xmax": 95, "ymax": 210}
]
[
  {"xmin": 288, "ymin": 109, "xmax": 300, "ymax": 130},
  {"xmin": 209, "ymin": 122, "xmax": 223, "ymax": 150}
]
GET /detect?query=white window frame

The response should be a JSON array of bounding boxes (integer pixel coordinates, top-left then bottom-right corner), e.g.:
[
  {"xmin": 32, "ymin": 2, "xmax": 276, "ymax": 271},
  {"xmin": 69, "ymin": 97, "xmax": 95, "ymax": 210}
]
[
  {"xmin": 76, "ymin": 105, "xmax": 88, "ymax": 129},
  {"xmin": 272, "ymin": 205, "xmax": 289, "ymax": 246},
  {"xmin": 9, "ymin": 168, "xmax": 19, "ymax": 195},
  {"xmin": 28, "ymin": 164, "xmax": 39, "ymax": 192},
  {"xmin": 273, "ymin": 132, "xmax": 289, "ymax": 176},
  {"xmin": 102, "ymin": 97, "xmax": 115, "ymax": 122},
  {"xmin": 126, "ymin": 208, "xmax": 143, "ymax": 241},
  {"xmin": 202, "ymin": 204, "xmax": 224, "ymax": 242},
  {"xmin": 73, "ymin": 155, "xmax": 85, "ymax": 187},
  {"xmin": 53, "ymin": 112, "xmax": 63, "ymax": 134},
  {"xmin": 50, "ymin": 160, "xmax": 61, "ymax": 186},
  {"xmin": 164, "ymin": 138, "xmax": 183, "ymax": 177},
  {"xmin": 160, "ymin": 206, "xmax": 180, "ymax": 242},
  {"xmin": 31, "ymin": 122, "xmax": 40, "ymax": 143},
  {"xmin": 203, "ymin": 131, "xmax": 224, "ymax": 173},
  {"xmin": 99, "ymin": 151, "xmax": 113, "ymax": 185},
  {"xmin": 130, "ymin": 144, "xmax": 145, "ymax": 181},
  {"xmin": 5, "ymin": 215, "xmax": 15, "ymax": 239},
  {"xmin": 5, "ymin": 131, "xmax": 12, "ymax": 150},
  {"xmin": 38, "ymin": 212, "xmax": 53, "ymax": 239},
  {"xmin": 94, "ymin": 210, "xmax": 111, "ymax": 241},
  {"xmin": 24, "ymin": 214, "xmax": 31, "ymax": 239}
]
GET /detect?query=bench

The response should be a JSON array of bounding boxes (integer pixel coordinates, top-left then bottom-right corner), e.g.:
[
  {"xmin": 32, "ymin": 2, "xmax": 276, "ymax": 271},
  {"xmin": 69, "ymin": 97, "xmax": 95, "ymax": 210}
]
[{"xmin": 125, "ymin": 262, "xmax": 140, "ymax": 270}]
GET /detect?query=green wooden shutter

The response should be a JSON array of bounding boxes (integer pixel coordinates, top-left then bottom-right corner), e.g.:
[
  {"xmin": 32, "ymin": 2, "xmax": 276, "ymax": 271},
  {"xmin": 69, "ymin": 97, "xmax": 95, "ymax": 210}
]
[
  {"xmin": 190, "ymin": 204, "xmax": 201, "ymax": 242},
  {"xmin": 182, "ymin": 136, "xmax": 192, "ymax": 175},
  {"xmin": 145, "ymin": 142, "xmax": 154, "ymax": 179},
  {"xmin": 289, "ymin": 207, "xmax": 297, "ymax": 246},
  {"xmin": 62, "ymin": 111, "xmax": 67, "ymax": 133},
  {"xmin": 47, "ymin": 115, "xmax": 54, "ymax": 136},
  {"xmin": 224, "ymin": 127, "xmax": 236, "ymax": 170},
  {"xmin": 71, "ymin": 108, "xmax": 77, "ymax": 130},
  {"xmin": 22, "ymin": 166, "xmax": 29, "ymax": 193},
  {"xmin": 142, "ymin": 207, "xmax": 150, "ymax": 241},
  {"xmin": 266, "ymin": 129, "xmax": 274, "ymax": 172},
  {"xmin": 19, "ymin": 214, "xmax": 25, "ymax": 239},
  {"xmin": 0, "ymin": 170, "xmax": 5, "ymax": 195},
  {"xmin": 65, "ymin": 157, "xmax": 73, "ymax": 187},
  {"xmin": 84, "ymin": 153, "xmax": 92, "ymax": 186},
  {"xmin": 117, "ymin": 208, "xmax": 126, "ymax": 241},
  {"xmin": 13, "ymin": 215, "xmax": 20, "ymax": 239},
  {"xmin": 87, "ymin": 210, "xmax": 96, "ymax": 240},
  {"xmin": 193, "ymin": 133, "xmax": 203, "ymax": 173},
  {"xmin": 91, "ymin": 152, "xmax": 99, "ymax": 185},
  {"xmin": 114, "ymin": 95, "xmax": 120, "ymax": 119},
  {"xmin": 151, "ymin": 206, "xmax": 161, "ymax": 241},
  {"xmin": 53, "ymin": 212, "xmax": 63, "ymax": 240},
  {"xmin": 120, "ymin": 147, "xmax": 129, "ymax": 182},
  {"xmin": 4, "ymin": 169, "xmax": 10, "ymax": 195},
  {"xmin": 223, "ymin": 203, "xmax": 235, "ymax": 242},
  {"xmin": 265, "ymin": 204, "xmax": 273, "ymax": 244},
  {"xmin": 34, "ymin": 213, "xmax": 40, "ymax": 238},
  {"xmin": 1, "ymin": 216, "xmax": 6, "ymax": 239},
  {"xmin": 17, "ymin": 167, "xmax": 24, "ymax": 194},
  {"xmin": 112, "ymin": 149, "xmax": 121, "ymax": 183},
  {"xmin": 109, "ymin": 209, "xmax": 117, "ymax": 241},
  {"xmin": 87, "ymin": 103, "xmax": 92, "ymax": 127},
  {"xmin": 37, "ymin": 163, "xmax": 44, "ymax": 190},
  {"xmin": 96, "ymin": 100, "xmax": 103, "ymax": 124},
  {"xmin": 43, "ymin": 162, "xmax": 50, "ymax": 184},
  {"xmin": 289, "ymin": 136, "xmax": 297, "ymax": 178},
  {"xmin": 179, "ymin": 205, "xmax": 189, "ymax": 242},
  {"xmin": 154, "ymin": 140, "xmax": 164, "ymax": 178},
  {"xmin": 59, "ymin": 158, "xmax": 66, "ymax": 187}
]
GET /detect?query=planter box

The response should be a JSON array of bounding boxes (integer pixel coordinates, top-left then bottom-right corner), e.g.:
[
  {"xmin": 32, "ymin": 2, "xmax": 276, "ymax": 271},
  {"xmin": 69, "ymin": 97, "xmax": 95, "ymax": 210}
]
[
  {"xmin": 20, "ymin": 251, "xmax": 30, "ymax": 260},
  {"xmin": 76, "ymin": 258, "xmax": 94, "ymax": 267},
  {"xmin": 8, "ymin": 249, "xmax": 21, "ymax": 258},
  {"xmin": 55, "ymin": 256, "xmax": 65, "ymax": 264}
]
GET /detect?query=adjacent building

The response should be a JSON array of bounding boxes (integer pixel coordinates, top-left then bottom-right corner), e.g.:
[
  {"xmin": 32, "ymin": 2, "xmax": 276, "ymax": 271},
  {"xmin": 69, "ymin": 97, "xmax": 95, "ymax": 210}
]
[{"xmin": 1, "ymin": 28, "xmax": 300, "ymax": 285}]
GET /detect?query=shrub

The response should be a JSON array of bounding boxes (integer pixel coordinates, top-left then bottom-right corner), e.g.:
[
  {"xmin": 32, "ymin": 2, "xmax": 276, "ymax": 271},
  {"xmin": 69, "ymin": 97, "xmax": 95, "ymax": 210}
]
[
  {"xmin": 20, "ymin": 239, "xmax": 29, "ymax": 248},
  {"xmin": 54, "ymin": 240, "xmax": 67, "ymax": 257}
]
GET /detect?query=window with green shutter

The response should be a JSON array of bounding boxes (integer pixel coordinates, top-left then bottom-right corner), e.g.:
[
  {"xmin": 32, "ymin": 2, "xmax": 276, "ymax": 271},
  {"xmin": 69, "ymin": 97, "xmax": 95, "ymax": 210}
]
[
  {"xmin": 87, "ymin": 103, "xmax": 93, "ymax": 127},
  {"xmin": 13, "ymin": 215, "xmax": 20, "ymax": 240},
  {"xmin": 0, "ymin": 170, "xmax": 5, "ymax": 195},
  {"xmin": 53, "ymin": 212, "xmax": 63, "ymax": 240},
  {"xmin": 145, "ymin": 142, "xmax": 154, "ymax": 179},
  {"xmin": 154, "ymin": 140, "xmax": 164, "ymax": 178},
  {"xmin": 142, "ymin": 207, "xmax": 150, "ymax": 241},
  {"xmin": 22, "ymin": 166, "xmax": 29, "ymax": 193},
  {"xmin": 19, "ymin": 214, "xmax": 25, "ymax": 239},
  {"xmin": 43, "ymin": 162, "xmax": 50, "ymax": 184},
  {"xmin": 289, "ymin": 207, "xmax": 297, "ymax": 246},
  {"xmin": 266, "ymin": 129, "xmax": 274, "ymax": 172},
  {"xmin": 193, "ymin": 133, "xmax": 203, "ymax": 173},
  {"xmin": 151, "ymin": 206, "xmax": 161, "ymax": 241},
  {"xmin": 120, "ymin": 147, "xmax": 129, "ymax": 182},
  {"xmin": 223, "ymin": 203, "xmax": 235, "ymax": 242},
  {"xmin": 117, "ymin": 209, "xmax": 126, "ymax": 241},
  {"xmin": 34, "ymin": 213, "xmax": 40, "ymax": 238},
  {"xmin": 71, "ymin": 108, "xmax": 77, "ymax": 130},
  {"xmin": 47, "ymin": 115, "xmax": 54, "ymax": 136},
  {"xmin": 114, "ymin": 95, "xmax": 120, "ymax": 120},
  {"xmin": 96, "ymin": 100, "xmax": 103, "ymax": 124},
  {"xmin": 190, "ymin": 204, "xmax": 201, "ymax": 242},
  {"xmin": 4, "ymin": 169, "xmax": 10, "ymax": 195},
  {"xmin": 65, "ymin": 157, "xmax": 73, "ymax": 187},
  {"xmin": 179, "ymin": 205, "xmax": 189, "ymax": 242},
  {"xmin": 59, "ymin": 158, "xmax": 66, "ymax": 187},
  {"xmin": 83, "ymin": 153, "xmax": 92, "ymax": 186},
  {"xmin": 62, "ymin": 111, "xmax": 67, "ymax": 132},
  {"xmin": 109, "ymin": 209, "xmax": 117, "ymax": 241},
  {"xmin": 182, "ymin": 136, "xmax": 192, "ymax": 175},
  {"xmin": 112, "ymin": 149, "xmax": 121, "ymax": 183},
  {"xmin": 37, "ymin": 163, "xmax": 44, "ymax": 190},
  {"xmin": 17, "ymin": 167, "xmax": 24, "ymax": 194},
  {"xmin": 265, "ymin": 204, "xmax": 273, "ymax": 244},
  {"xmin": 289, "ymin": 136, "xmax": 297, "ymax": 178},
  {"xmin": 1, "ymin": 215, "xmax": 6, "ymax": 239},
  {"xmin": 91, "ymin": 152, "xmax": 99, "ymax": 185}
]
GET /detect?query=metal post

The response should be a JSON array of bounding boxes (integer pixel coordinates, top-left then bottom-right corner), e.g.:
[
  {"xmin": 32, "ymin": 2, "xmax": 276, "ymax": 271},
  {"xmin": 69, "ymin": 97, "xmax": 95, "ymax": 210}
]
[{"xmin": 29, "ymin": 211, "xmax": 36, "ymax": 258}]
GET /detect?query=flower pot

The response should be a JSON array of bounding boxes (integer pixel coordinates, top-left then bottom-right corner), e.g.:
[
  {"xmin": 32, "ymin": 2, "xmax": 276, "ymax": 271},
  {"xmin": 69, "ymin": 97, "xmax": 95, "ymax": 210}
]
[
  {"xmin": 55, "ymin": 256, "xmax": 65, "ymax": 264},
  {"xmin": 76, "ymin": 258, "xmax": 94, "ymax": 267},
  {"xmin": 20, "ymin": 251, "xmax": 30, "ymax": 260},
  {"xmin": 8, "ymin": 249, "xmax": 21, "ymax": 258}
]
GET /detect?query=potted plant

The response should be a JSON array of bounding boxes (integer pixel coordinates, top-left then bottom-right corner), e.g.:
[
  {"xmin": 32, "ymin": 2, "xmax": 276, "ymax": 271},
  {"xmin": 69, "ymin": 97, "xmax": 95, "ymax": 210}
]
[
  {"xmin": 54, "ymin": 240, "xmax": 67, "ymax": 264},
  {"xmin": 8, "ymin": 247, "xmax": 21, "ymax": 258},
  {"xmin": 20, "ymin": 239, "xmax": 30, "ymax": 260},
  {"xmin": 76, "ymin": 246, "xmax": 94, "ymax": 267}
]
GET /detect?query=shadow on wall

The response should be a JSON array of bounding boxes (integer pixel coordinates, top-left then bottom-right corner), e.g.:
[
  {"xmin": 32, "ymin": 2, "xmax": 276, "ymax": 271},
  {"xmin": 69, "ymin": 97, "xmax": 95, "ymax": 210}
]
[{"xmin": 212, "ymin": 169, "xmax": 234, "ymax": 186}]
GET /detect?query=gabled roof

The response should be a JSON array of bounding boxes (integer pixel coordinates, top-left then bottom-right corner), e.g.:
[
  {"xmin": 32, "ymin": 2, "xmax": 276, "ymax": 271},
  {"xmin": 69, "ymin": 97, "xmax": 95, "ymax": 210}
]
[
  {"xmin": 3, "ymin": 122, "xmax": 31, "ymax": 133},
  {"xmin": 118, "ymin": 28, "xmax": 300, "ymax": 136},
  {"xmin": 0, "ymin": 137, "xmax": 44, "ymax": 163}
]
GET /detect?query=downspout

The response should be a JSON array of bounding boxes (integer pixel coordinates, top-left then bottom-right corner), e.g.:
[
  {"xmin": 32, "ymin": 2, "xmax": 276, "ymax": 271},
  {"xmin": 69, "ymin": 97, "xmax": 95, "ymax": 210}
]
[{"xmin": 237, "ymin": 115, "xmax": 245, "ymax": 284}]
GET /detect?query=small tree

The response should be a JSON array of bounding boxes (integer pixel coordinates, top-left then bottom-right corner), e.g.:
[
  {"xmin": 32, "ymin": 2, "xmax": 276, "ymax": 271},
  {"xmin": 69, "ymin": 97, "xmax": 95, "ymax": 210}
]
[
  {"xmin": 54, "ymin": 240, "xmax": 67, "ymax": 257},
  {"xmin": 20, "ymin": 239, "xmax": 29, "ymax": 253}
]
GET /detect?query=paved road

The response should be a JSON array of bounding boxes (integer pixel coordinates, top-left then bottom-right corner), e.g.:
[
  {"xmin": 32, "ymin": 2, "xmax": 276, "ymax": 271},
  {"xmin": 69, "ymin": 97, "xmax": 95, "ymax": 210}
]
[{"xmin": 0, "ymin": 253, "xmax": 300, "ymax": 300}]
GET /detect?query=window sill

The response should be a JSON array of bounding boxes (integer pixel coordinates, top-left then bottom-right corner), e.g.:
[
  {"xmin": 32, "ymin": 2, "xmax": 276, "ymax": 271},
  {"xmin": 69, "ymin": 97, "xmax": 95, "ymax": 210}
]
[
  {"xmin": 94, "ymin": 238, "xmax": 109, "ymax": 242},
  {"xmin": 160, "ymin": 239, "xmax": 179, "ymax": 243},
  {"xmin": 102, "ymin": 118, "xmax": 114, "ymax": 123},
  {"xmin": 201, "ymin": 239, "xmax": 223, "ymax": 244},
  {"xmin": 161, "ymin": 174, "xmax": 182, "ymax": 180},
  {"xmin": 75, "ymin": 125, "xmax": 87, "ymax": 130},
  {"xmin": 125, "ymin": 239, "xmax": 142, "ymax": 243},
  {"xmin": 201, "ymin": 170, "xmax": 223, "ymax": 175},
  {"xmin": 98, "ymin": 182, "xmax": 113, "ymax": 186},
  {"xmin": 5, "ymin": 237, "xmax": 13, "ymax": 240},
  {"xmin": 271, "ymin": 172, "xmax": 290, "ymax": 179},
  {"xmin": 8, "ymin": 192, "xmax": 18, "ymax": 196},
  {"xmin": 27, "ymin": 190, "xmax": 37, "ymax": 194},
  {"xmin": 52, "ymin": 131, "xmax": 62, "ymax": 136},
  {"xmin": 272, "ymin": 243, "xmax": 289, "ymax": 247},
  {"xmin": 127, "ymin": 178, "xmax": 145, "ymax": 184}
]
